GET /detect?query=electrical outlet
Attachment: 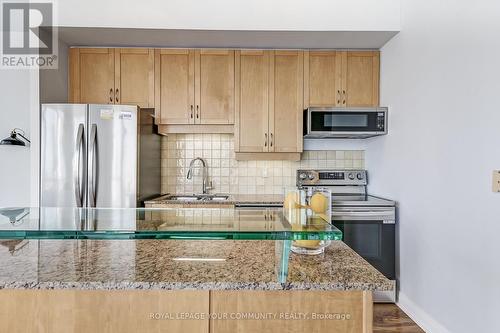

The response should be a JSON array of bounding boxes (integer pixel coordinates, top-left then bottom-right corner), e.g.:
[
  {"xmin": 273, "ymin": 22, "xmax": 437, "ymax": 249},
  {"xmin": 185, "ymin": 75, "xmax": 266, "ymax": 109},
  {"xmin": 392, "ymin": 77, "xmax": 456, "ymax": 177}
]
[
  {"xmin": 493, "ymin": 170, "xmax": 500, "ymax": 192},
  {"xmin": 262, "ymin": 168, "xmax": 268, "ymax": 178}
]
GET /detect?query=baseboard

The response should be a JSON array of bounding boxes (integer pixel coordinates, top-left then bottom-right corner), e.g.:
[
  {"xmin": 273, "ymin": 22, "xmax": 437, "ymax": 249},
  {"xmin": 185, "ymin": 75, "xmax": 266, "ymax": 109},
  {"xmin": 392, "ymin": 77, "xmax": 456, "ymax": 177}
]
[{"xmin": 397, "ymin": 292, "xmax": 451, "ymax": 333}]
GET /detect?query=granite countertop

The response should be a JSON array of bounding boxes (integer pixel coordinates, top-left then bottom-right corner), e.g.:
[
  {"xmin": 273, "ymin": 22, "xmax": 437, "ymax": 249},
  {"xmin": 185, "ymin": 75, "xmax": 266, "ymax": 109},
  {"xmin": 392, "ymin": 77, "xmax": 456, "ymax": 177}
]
[
  {"xmin": 144, "ymin": 194, "xmax": 284, "ymax": 206},
  {"xmin": 0, "ymin": 239, "xmax": 394, "ymax": 291}
]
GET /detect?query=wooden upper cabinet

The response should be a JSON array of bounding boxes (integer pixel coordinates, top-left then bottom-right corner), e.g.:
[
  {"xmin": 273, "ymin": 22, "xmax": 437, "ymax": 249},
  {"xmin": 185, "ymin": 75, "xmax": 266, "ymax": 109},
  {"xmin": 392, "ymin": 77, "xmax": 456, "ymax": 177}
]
[
  {"xmin": 304, "ymin": 50, "xmax": 380, "ymax": 108},
  {"xmin": 341, "ymin": 51, "xmax": 380, "ymax": 107},
  {"xmin": 304, "ymin": 51, "xmax": 342, "ymax": 107},
  {"xmin": 115, "ymin": 48, "xmax": 154, "ymax": 108},
  {"xmin": 234, "ymin": 50, "xmax": 270, "ymax": 153},
  {"xmin": 69, "ymin": 48, "xmax": 114, "ymax": 104},
  {"xmin": 270, "ymin": 51, "xmax": 303, "ymax": 153},
  {"xmin": 69, "ymin": 47, "xmax": 154, "ymax": 107},
  {"xmin": 234, "ymin": 50, "xmax": 303, "ymax": 157},
  {"xmin": 154, "ymin": 49, "xmax": 234, "ymax": 127},
  {"xmin": 154, "ymin": 49, "xmax": 195, "ymax": 125},
  {"xmin": 195, "ymin": 50, "xmax": 235, "ymax": 125}
]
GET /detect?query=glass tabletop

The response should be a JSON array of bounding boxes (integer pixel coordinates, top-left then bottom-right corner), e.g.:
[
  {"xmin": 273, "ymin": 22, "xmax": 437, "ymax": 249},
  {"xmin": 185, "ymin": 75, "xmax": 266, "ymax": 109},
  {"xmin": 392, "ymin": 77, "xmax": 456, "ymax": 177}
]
[{"xmin": 0, "ymin": 207, "xmax": 342, "ymax": 241}]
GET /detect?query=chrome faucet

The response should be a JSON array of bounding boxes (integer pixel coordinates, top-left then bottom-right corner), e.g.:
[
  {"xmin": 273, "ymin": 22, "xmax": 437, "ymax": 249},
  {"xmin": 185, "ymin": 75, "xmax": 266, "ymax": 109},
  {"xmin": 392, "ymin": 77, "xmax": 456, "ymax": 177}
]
[{"xmin": 186, "ymin": 157, "xmax": 213, "ymax": 194}]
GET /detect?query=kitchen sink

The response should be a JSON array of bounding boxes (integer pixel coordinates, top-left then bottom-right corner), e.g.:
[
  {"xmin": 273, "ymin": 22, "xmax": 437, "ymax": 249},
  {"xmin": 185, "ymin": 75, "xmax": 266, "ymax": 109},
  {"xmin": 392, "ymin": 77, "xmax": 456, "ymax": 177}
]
[
  {"xmin": 164, "ymin": 194, "xmax": 230, "ymax": 202},
  {"xmin": 168, "ymin": 195, "xmax": 201, "ymax": 201},
  {"xmin": 208, "ymin": 195, "xmax": 230, "ymax": 201}
]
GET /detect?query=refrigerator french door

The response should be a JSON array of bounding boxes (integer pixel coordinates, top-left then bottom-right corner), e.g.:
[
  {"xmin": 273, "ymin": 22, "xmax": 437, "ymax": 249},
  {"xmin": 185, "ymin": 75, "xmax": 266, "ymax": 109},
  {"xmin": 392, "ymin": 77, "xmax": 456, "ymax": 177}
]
[
  {"xmin": 87, "ymin": 104, "xmax": 137, "ymax": 208},
  {"xmin": 41, "ymin": 104, "xmax": 139, "ymax": 230}
]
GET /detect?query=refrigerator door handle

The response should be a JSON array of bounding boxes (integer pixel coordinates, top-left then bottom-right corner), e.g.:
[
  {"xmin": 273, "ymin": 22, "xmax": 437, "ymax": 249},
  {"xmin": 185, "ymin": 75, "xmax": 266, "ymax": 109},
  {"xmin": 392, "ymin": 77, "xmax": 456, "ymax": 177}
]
[
  {"xmin": 89, "ymin": 124, "xmax": 98, "ymax": 207},
  {"xmin": 73, "ymin": 124, "xmax": 84, "ymax": 207}
]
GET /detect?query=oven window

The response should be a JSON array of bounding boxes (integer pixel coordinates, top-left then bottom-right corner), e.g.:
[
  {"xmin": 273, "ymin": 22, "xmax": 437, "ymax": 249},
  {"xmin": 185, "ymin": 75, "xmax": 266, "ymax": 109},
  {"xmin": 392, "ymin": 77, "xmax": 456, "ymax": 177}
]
[
  {"xmin": 334, "ymin": 220, "xmax": 395, "ymax": 279},
  {"xmin": 324, "ymin": 114, "xmax": 368, "ymax": 127}
]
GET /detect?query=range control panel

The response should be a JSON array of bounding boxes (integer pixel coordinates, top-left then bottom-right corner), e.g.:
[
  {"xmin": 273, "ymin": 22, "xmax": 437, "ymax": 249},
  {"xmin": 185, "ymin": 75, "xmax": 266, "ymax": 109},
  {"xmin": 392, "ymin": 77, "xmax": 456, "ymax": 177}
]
[
  {"xmin": 319, "ymin": 172, "xmax": 345, "ymax": 180},
  {"xmin": 297, "ymin": 169, "xmax": 367, "ymax": 186}
]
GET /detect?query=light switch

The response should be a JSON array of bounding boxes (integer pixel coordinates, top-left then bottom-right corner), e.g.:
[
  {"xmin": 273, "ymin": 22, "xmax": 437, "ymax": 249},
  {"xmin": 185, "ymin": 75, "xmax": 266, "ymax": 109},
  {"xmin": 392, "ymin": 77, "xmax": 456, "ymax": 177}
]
[{"xmin": 493, "ymin": 170, "xmax": 500, "ymax": 192}]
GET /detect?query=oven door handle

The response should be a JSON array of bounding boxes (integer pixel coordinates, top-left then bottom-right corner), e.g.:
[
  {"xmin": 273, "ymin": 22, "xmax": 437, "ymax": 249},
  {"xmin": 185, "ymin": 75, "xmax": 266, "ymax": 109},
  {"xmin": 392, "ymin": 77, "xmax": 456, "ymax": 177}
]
[{"xmin": 332, "ymin": 209, "xmax": 395, "ymax": 224}]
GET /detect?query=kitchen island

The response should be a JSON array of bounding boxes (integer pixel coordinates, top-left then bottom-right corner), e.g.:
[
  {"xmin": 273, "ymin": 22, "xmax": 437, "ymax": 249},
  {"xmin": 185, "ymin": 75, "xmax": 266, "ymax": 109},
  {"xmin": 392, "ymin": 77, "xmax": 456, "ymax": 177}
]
[{"xmin": 0, "ymin": 207, "xmax": 394, "ymax": 332}]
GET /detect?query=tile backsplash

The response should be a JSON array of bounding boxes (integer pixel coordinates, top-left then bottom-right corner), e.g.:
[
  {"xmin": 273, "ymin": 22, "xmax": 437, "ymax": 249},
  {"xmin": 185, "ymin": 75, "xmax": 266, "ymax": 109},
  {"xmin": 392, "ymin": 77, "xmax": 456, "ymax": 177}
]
[{"xmin": 161, "ymin": 134, "xmax": 364, "ymax": 195}]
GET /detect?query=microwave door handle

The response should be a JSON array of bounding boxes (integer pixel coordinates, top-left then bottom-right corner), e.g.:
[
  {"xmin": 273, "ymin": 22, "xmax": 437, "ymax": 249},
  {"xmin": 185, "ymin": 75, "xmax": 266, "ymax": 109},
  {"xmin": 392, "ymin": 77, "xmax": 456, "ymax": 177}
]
[
  {"xmin": 307, "ymin": 110, "xmax": 312, "ymax": 135},
  {"xmin": 73, "ymin": 124, "xmax": 84, "ymax": 207}
]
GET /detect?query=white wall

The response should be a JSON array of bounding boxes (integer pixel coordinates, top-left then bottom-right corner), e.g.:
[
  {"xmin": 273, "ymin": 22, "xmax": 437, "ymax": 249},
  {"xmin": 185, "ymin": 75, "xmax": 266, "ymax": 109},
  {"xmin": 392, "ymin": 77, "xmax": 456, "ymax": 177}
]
[
  {"xmin": 55, "ymin": 0, "xmax": 400, "ymax": 31},
  {"xmin": 0, "ymin": 70, "xmax": 39, "ymax": 207},
  {"xmin": 0, "ymin": 32, "xmax": 69, "ymax": 208},
  {"xmin": 366, "ymin": 1, "xmax": 500, "ymax": 332}
]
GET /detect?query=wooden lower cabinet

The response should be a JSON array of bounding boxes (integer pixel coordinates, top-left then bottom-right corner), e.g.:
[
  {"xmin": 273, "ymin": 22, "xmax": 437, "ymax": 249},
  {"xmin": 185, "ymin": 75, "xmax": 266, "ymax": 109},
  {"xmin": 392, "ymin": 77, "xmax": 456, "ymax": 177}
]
[
  {"xmin": 0, "ymin": 290, "xmax": 209, "ymax": 333},
  {"xmin": 210, "ymin": 290, "xmax": 372, "ymax": 333},
  {"xmin": 0, "ymin": 290, "xmax": 372, "ymax": 333}
]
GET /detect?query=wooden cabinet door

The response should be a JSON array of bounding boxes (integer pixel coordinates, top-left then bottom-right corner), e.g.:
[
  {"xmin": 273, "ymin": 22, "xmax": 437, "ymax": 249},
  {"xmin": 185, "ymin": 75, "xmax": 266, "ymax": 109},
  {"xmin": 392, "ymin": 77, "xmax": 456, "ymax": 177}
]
[
  {"xmin": 269, "ymin": 51, "xmax": 303, "ymax": 153},
  {"xmin": 304, "ymin": 51, "xmax": 342, "ymax": 107},
  {"xmin": 69, "ymin": 48, "xmax": 115, "ymax": 104},
  {"xmin": 234, "ymin": 50, "xmax": 270, "ymax": 153},
  {"xmin": 115, "ymin": 48, "xmax": 154, "ymax": 108},
  {"xmin": 0, "ymin": 290, "xmax": 209, "ymax": 333},
  {"xmin": 154, "ymin": 49, "xmax": 195, "ymax": 124},
  {"xmin": 195, "ymin": 50, "xmax": 235, "ymax": 125},
  {"xmin": 210, "ymin": 291, "xmax": 372, "ymax": 333},
  {"xmin": 341, "ymin": 51, "xmax": 380, "ymax": 107}
]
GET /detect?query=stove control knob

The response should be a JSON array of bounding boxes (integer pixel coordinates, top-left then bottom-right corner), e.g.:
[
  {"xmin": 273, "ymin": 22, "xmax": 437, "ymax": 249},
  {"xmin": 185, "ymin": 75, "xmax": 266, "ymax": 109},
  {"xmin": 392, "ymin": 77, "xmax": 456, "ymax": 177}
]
[
  {"xmin": 356, "ymin": 173, "xmax": 364, "ymax": 180},
  {"xmin": 308, "ymin": 173, "xmax": 316, "ymax": 180},
  {"xmin": 299, "ymin": 172, "xmax": 308, "ymax": 180},
  {"xmin": 348, "ymin": 172, "xmax": 355, "ymax": 180}
]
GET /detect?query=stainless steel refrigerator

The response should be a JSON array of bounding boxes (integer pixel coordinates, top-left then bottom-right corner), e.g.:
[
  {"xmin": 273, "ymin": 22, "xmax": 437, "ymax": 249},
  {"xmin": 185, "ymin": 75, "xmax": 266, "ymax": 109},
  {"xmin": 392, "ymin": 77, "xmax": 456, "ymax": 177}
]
[{"xmin": 40, "ymin": 104, "xmax": 161, "ymax": 212}]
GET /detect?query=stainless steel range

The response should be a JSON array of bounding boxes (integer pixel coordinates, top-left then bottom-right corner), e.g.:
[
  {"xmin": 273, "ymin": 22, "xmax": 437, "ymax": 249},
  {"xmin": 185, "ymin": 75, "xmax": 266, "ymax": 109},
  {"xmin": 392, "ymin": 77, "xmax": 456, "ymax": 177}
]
[{"xmin": 297, "ymin": 169, "xmax": 397, "ymax": 303}]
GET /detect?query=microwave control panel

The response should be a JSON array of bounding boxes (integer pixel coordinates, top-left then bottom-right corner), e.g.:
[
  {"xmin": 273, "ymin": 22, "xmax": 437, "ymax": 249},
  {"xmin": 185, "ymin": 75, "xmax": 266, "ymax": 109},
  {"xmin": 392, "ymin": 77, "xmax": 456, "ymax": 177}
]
[{"xmin": 376, "ymin": 112, "xmax": 385, "ymax": 130}]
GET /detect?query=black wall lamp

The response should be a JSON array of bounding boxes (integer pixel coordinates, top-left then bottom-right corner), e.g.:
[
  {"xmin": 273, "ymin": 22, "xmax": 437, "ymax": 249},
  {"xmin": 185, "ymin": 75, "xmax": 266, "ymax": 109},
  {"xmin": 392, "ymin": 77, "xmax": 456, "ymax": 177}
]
[{"xmin": 0, "ymin": 128, "xmax": 31, "ymax": 146}]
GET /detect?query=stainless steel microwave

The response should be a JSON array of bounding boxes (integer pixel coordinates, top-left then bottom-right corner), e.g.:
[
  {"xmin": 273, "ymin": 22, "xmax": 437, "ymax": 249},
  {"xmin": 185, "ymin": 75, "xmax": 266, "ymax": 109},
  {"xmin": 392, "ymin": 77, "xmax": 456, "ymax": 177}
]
[{"xmin": 303, "ymin": 107, "xmax": 388, "ymax": 139}]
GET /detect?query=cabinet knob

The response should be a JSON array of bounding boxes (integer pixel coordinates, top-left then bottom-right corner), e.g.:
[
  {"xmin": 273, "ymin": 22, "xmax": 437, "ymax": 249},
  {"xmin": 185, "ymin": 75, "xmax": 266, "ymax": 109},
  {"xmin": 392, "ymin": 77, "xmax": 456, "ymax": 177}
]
[
  {"xmin": 190, "ymin": 105, "xmax": 194, "ymax": 118},
  {"xmin": 109, "ymin": 88, "xmax": 113, "ymax": 103},
  {"xmin": 196, "ymin": 105, "xmax": 199, "ymax": 119},
  {"xmin": 264, "ymin": 133, "xmax": 268, "ymax": 147},
  {"xmin": 115, "ymin": 89, "xmax": 119, "ymax": 103},
  {"xmin": 270, "ymin": 133, "xmax": 273, "ymax": 147}
]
